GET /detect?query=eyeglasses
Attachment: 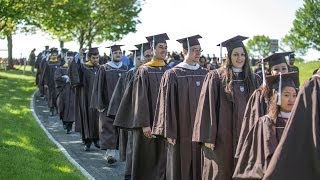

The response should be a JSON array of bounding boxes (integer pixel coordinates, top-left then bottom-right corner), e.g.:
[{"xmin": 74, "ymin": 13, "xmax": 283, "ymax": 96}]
[
  {"xmin": 190, "ymin": 48, "xmax": 203, "ymax": 53},
  {"xmin": 144, "ymin": 55, "xmax": 152, "ymax": 58}
]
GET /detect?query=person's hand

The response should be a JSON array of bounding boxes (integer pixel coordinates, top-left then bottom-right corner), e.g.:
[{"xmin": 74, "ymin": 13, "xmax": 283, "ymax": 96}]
[
  {"xmin": 44, "ymin": 85, "xmax": 48, "ymax": 89},
  {"xmin": 142, "ymin": 127, "xmax": 152, "ymax": 138},
  {"xmin": 204, "ymin": 143, "xmax": 215, "ymax": 150},
  {"xmin": 62, "ymin": 75, "xmax": 70, "ymax": 82},
  {"xmin": 167, "ymin": 138, "xmax": 176, "ymax": 145}
]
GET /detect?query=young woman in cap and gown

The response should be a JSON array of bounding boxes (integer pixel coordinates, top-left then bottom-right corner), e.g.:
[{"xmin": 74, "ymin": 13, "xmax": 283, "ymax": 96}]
[
  {"xmin": 192, "ymin": 35, "xmax": 261, "ymax": 180},
  {"xmin": 235, "ymin": 52, "xmax": 296, "ymax": 161},
  {"xmin": 233, "ymin": 72, "xmax": 298, "ymax": 179},
  {"xmin": 263, "ymin": 70, "xmax": 320, "ymax": 180}
]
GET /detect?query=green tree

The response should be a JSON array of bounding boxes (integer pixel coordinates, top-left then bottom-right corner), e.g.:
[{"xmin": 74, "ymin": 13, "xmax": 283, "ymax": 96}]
[
  {"xmin": 282, "ymin": 0, "xmax": 320, "ymax": 55},
  {"xmin": 246, "ymin": 35, "xmax": 271, "ymax": 58},
  {"xmin": 37, "ymin": 0, "xmax": 142, "ymax": 49},
  {"xmin": 0, "ymin": 0, "xmax": 40, "ymax": 69}
]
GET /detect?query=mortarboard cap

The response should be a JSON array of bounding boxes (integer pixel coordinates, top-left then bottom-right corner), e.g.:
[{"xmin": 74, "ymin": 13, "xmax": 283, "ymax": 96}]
[
  {"xmin": 129, "ymin": 49, "xmax": 141, "ymax": 55},
  {"xmin": 266, "ymin": 72, "xmax": 298, "ymax": 105},
  {"xmin": 264, "ymin": 51, "xmax": 293, "ymax": 69},
  {"xmin": 106, "ymin": 45, "xmax": 123, "ymax": 52},
  {"xmin": 61, "ymin": 48, "xmax": 69, "ymax": 53},
  {"xmin": 88, "ymin": 47, "xmax": 99, "ymax": 56},
  {"xmin": 145, "ymin": 33, "xmax": 169, "ymax": 47},
  {"xmin": 176, "ymin": 35, "xmax": 202, "ymax": 50},
  {"xmin": 66, "ymin": 51, "xmax": 76, "ymax": 57},
  {"xmin": 50, "ymin": 47, "xmax": 58, "ymax": 54},
  {"xmin": 135, "ymin": 42, "xmax": 151, "ymax": 53},
  {"xmin": 217, "ymin": 35, "xmax": 248, "ymax": 53},
  {"xmin": 288, "ymin": 53, "xmax": 295, "ymax": 59}
]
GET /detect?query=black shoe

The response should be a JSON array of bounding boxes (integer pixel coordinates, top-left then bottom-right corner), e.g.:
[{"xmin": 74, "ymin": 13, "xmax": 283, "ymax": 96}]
[
  {"xmin": 84, "ymin": 143, "xmax": 91, "ymax": 151},
  {"xmin": 93, "ymin": 141, "xmax": 100, "ymax": 148},
  {"xmin": 50, "ymin": 107, "xmax": 54, "ymax": 116},
  {"xmin": 106, "ymin": 156, "xmax": 117, "ymax": 164},
  {"xmin": 66, "ymin": 128, "xmax": 71, "ymax": 134},
  {"xmin": 124, "ymin": 175, "xmax": 131, "ymax": 180}
]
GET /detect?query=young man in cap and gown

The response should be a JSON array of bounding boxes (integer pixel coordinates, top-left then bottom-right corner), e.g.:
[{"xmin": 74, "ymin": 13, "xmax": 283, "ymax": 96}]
[
  {"xmin": 54, "ymin": 51, "xmax": 76, "ymax": 134},
  {"xmin": 69, "ymin": 47, "xmax": 100, "ymax": 151},
  {"xmin": 109, "ymin": 42, "xmax": 152, "ymax": 179},
  {"xmin": 152, "ymin": 35, "xmax": 208, "ymax": 180},
  {"xmin": 90, "ymin": 45, "xmax": 129, "ymax": 164},
  {"xmin": 41, "ymin": 48, "xmax": 61, "ymax": 116},
  {"xmin": 263, "ymin": 71, "xmax": 320, "ymax": 180},
  {"xmin": 117, "ymin": 33, "xmax": 170, "ymax": 180},
  {"xmin": 192, "ymin": 35, "xmax": 261, "ymax": 179},
  {"xmin": 35, "ymin": 45, "xmax": 50, "ymax": 97}
]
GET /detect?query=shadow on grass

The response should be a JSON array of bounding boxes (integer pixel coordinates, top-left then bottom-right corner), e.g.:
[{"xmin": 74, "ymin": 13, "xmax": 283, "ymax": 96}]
[{"xmin": 0, "ymin": 69, "xmax": 85, "ymax": 179}]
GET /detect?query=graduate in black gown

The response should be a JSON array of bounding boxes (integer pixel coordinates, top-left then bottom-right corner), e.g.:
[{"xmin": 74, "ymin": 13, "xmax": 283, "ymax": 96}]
[
  {"xmin": 263, "ymin": 71, "xmax": 320, "ymax": 180},
  {"xmin": 233, "ymin": 72, "xmax": 298, "ymax": 179}
]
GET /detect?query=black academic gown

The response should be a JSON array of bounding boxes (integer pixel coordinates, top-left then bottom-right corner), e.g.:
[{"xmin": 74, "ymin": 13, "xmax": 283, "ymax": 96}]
[
  {"xmin": 152, "ymin": 64, "xmax": 208, "ymax": 180},
  {"xmin": 192, "ymin": 69, "xmax": 261, "ymax": 180},
  {"xmin": 263, "ymin": 74, "xmax": 320, "ymax": 180},
  {"xmin": 233, "ymin": 116, "xmax": 288, "ymax": 179},
  {"xmin": 90, "ymin": 63, "xmax": 129, "ymax": 150},
  {"xmin": 69, "ymin": 61, "xmax": 99, "ymax": 141},
  {"xmin": 109, "ymin": 68, "xmax": 136, "ymax": 176},
  {"xmin": 128, "ymin": 61, "xmax": 170, "ymax": 180},
  {"xmin": 41, "ymin": 60, "xmax": 61, "ymax": 109},
  {"xmin": 54, "ymin": 66, "xmax": 75, "ymax": 123}
]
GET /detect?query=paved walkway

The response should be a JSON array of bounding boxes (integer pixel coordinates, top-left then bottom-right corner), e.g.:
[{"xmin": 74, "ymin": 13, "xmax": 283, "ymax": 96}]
[{"xmin": 32, "ymin": 91, "xmax": 125, "ymax": 180}]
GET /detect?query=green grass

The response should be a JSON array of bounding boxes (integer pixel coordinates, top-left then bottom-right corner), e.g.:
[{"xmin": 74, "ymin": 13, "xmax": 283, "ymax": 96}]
[
  {"xmin": 295, "ymin": 60, "xmax": 320, "ymax": 86},
  {"xmin": 0, "ymin": 66, "xmax": 85, "ymax": 180}
]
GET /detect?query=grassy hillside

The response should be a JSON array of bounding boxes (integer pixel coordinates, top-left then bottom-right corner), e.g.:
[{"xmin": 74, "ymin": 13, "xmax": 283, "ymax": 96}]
[
  {"xmin": 296, "ymin": 60, "xmax": 319, "ymax": 86},
  {"xmin": 0, "ymin": 66, "xmax": 85, "ymax": 179}
]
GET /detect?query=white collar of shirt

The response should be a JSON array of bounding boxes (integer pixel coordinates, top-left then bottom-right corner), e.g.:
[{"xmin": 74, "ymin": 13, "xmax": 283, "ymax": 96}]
[
  {"xmin": 279, "ymin": 111, "xmax": 291, "ymax": 119},
  {"xmin": 107, "ymin": 61, "xmax": 123, "ymax": 69},
  {"xmin": 175, "ymin": 61, "xmax": 200, "ymax": 70},
  {"xmin": 232, "ymin": 66, "xmax": 243, "ymax": 73}
]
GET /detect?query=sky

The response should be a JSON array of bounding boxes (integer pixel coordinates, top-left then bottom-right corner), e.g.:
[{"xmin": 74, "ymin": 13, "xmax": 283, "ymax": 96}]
[{"xmin": 1, "ymin": 0, "xmax": 318, "ymax": 60}]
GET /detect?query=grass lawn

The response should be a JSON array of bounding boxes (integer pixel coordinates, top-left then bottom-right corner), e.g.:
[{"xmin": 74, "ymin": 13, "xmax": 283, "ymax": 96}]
[
  {"xmin": 296, "ymin": 60, "xmax": 320, "ymax": 86},
  {"xmin": 0, "ymin": 66, "xmax": 85, "ymax": 179}
]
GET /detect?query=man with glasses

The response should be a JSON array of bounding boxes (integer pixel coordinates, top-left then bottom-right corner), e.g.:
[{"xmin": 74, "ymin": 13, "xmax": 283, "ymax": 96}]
[{"xmin": 152, "ymin": 35, "xmax": 208, "ymax": 180}]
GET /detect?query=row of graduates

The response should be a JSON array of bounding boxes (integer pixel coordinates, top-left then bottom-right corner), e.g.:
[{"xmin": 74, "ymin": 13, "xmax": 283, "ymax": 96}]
[
  {"xmin": 36, "ymin": 32, "xmax": 319, "ymax": 180},
  {"xmin": 109, "ymin": 33, "xmax": 319, "ymax": 180}
]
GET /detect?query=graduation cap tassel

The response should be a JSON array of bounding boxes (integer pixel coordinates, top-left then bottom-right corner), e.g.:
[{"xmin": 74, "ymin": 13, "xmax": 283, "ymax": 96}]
[
  {"xmin": 140, "ymin": 43, "xmax": 144, "ymax": 61},
  {"xmin": 152, "ymin": 35, "xmax": 156, "ymax": 56},
  {"xmin": 277, "ymin": 73, "xmax": 282, "ymax": 106},
  {"xmin": 219, "ymin": 43, "xmax": 222, "ymax": 64},
  {"xmin": 110, "ymin": 48, "xmax": 113, "ymax": 61},
  {"xmin": 261, "ymin": 58, "xmax": 266, "ymax": 87},
  {"xmin": 133, "ymin": 50, "xmax": 137, "ymax": 67},
  {"xmin": 187, "ymin": 37, "xmax": 190, "ymax": 57}
]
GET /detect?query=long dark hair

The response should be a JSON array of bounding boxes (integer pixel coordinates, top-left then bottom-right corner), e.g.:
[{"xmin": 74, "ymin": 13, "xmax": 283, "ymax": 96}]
[
  {"xmin": 221, "ymin": 46, "xmax": 256, "ymax": 95},
  {"xmin": 267, "ymin": 91, "xmax": 279, "ymax": 121}
]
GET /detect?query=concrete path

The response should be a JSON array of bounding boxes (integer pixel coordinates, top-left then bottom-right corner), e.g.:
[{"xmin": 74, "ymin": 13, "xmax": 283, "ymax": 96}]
[{"xmin": 32, "ymin": 91, "xmax": 125, "ymax": 180}]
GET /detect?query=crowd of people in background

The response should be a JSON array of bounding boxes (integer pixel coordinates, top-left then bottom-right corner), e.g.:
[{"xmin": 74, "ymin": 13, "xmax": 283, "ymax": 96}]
[{"xmin": 28, "ymin": 33, "xmax": 319, "ymax": 180}]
